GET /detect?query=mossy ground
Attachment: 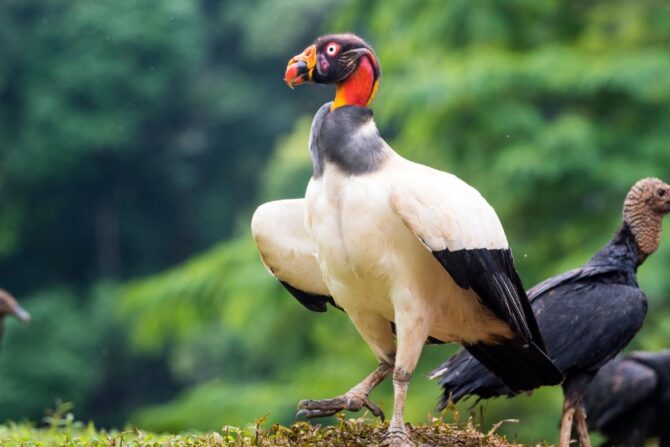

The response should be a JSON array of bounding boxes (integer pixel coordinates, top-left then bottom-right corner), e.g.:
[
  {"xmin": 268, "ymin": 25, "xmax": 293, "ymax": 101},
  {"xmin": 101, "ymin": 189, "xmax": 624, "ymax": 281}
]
[{"xmin": 0, "ymin": 414, "xmax": 524, "ymax": 447}]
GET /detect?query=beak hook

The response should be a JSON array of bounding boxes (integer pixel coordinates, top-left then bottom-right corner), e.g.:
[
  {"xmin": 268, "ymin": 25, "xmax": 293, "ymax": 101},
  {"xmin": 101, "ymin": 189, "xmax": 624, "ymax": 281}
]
[{"xmin": 284, "ymin": 45, "xmax": 317, "ymax": 88}]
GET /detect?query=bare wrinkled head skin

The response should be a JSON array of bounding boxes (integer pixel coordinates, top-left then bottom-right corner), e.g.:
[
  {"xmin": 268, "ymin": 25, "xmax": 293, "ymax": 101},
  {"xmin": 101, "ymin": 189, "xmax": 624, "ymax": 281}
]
[
  {"xmin": 0, "ymin": 289, "xmax": 30, "ymax": 323},
  {"xmin": 623, "ymin": 177, "xmax": 670, "ymax": 258}
]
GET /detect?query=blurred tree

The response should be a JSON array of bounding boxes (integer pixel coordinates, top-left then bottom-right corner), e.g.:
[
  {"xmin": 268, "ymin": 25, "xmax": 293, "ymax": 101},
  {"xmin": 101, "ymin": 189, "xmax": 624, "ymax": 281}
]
[
  {"xmin": 0, "ymin": 0, "xmax": 331, "ymax": 292},
  {"xmin": 0, "ymin": 0, "xmax": 333, "ymax": 428},
  {"xmin": 0, "ymin": 289, "xmax": 101, "ymax": 421}
]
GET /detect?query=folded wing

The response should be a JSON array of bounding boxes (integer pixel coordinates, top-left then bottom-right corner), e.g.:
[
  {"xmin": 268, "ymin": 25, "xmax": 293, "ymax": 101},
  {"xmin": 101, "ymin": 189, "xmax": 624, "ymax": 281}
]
[
  {"xmin": 390, "ymin": 170, "xmax": 541, "ymax": 347},
  {"xmin": 390, "ymin": 169, "xmax": 562, "ymax": 392},
  {"xmin": 251, "ymin": 199, "xmax": 337, "ymax": 312}
]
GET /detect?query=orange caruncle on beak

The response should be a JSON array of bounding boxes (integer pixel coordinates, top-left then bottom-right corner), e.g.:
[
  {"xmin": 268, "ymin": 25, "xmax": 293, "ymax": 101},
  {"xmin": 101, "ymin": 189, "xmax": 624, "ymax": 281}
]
[{"xmin": 284, "ymin": 45, "xmax": 317, "ymax": 89}]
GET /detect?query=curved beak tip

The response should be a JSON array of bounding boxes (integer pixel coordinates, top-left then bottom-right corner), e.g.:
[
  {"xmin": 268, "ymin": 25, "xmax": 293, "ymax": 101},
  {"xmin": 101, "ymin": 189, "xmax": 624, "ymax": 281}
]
[
  {"xmin": 284, "ymin": 45, "xmax": 317, "ymax": 89},
  {"xmin": 13, "ymin": 306, "xmax": 31, "ymax": 325},
  {"xmin": 284, "ymin": 60, "xmax": 310, "ymax": 88}
]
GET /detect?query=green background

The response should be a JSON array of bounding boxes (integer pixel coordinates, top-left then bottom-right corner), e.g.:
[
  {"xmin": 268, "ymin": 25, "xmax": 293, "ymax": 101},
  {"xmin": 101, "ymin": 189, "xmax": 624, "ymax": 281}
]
[{"xmin": 1, "ymin": 0, "xmax": 669, "ymax": 444}]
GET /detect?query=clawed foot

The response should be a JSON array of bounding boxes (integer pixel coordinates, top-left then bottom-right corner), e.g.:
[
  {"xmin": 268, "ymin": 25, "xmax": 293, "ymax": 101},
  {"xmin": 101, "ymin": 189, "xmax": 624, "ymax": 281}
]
[
  {"xmin": 382, "ymin": 428, "xmax": 414, "ymax": 447},
  {"xmin": 296, "ymin": 393, "xmax": 385, "ymax": 421}
]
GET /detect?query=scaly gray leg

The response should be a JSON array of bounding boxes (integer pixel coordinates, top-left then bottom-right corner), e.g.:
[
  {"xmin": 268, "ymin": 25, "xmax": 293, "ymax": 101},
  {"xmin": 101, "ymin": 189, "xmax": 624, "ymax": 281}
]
[{"xmin": 382, "ymin": 367, "xmax": 414, "ymax": 447}]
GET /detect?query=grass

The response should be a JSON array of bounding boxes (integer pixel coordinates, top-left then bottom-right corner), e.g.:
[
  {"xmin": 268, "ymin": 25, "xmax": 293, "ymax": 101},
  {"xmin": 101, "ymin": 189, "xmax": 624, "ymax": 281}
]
[{"xmin": 0, "ymin": 404, "xmax": 523, "ymax": 447}]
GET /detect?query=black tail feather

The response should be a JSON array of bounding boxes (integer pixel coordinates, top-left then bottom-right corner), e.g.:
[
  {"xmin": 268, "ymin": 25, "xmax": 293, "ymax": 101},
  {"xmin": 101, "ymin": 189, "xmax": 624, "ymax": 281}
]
[
  {"xmin": 466, "ymin": 337, "xmax": 563, "ymax": 391},
  {"xmin": 432, "ymin": 348, "xmax": 507, "ymax": 409},
  {"xmin": 432, "ymin": 336, "xmax": 563, "ymax": 409}
]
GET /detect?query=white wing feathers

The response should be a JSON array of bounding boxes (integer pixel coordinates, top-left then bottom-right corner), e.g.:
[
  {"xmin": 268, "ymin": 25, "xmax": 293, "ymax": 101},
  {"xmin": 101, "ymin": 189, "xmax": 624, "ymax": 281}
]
[
  {"xmin": 251, "ymin": 199, "xmax": 329, "ymax": 296},
  {"xmin": 389, "ymin": 170, "xmax": 509, "ymax": 252}
]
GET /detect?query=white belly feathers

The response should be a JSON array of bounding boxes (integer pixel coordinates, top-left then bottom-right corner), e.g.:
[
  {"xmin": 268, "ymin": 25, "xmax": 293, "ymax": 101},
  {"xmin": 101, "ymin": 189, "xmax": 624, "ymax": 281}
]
[{"xmin": 304, "ymin": 161, "xmax": 512, "ymax": 344}]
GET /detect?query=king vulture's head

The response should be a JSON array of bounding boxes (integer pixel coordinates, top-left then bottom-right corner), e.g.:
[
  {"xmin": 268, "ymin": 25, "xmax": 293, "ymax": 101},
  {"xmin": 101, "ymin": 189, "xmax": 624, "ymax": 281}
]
[{"xmin": 284, "ymin": 34, "xmax": 381, "ymax": 110}]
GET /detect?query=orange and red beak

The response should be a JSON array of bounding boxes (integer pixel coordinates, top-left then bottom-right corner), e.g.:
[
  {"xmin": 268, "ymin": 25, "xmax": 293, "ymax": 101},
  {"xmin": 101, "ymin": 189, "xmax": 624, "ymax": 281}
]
[{"xmin": 284, "ymin": 44, "xmax": 317, "ymax": 89}]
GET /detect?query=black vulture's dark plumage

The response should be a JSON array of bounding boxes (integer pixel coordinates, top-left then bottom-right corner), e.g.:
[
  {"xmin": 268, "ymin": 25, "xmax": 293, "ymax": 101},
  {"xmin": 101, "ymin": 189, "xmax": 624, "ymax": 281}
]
[
  {"xmin": 431, "ymin": 223, "xmax": 647, "ymax": 402},
  {"xmin": 430, "ymin": 177, "xmax": 670, "ymax": 447},
  {"xmin": 584, "ymin": 351, "xmax": 670, "ymax": 447}
]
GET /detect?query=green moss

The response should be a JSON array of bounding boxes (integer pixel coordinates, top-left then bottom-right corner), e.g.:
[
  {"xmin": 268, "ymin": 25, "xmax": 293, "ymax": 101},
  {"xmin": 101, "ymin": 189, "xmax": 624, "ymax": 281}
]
[{"xmin": 0, "ymin": 415, "xmax": 520, "ymax": 447}]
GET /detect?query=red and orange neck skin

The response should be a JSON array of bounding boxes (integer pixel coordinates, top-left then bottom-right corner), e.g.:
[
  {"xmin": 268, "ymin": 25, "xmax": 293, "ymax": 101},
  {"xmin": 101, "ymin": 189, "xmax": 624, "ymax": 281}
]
[{"xmin": 332, "ymin": 55, "xmax": 380, "ymax": 111}]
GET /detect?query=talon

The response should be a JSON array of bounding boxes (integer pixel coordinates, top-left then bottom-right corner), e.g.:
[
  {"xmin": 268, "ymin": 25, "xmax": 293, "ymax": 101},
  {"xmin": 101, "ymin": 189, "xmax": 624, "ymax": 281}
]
[
  {"xmin": 294, "ymin": 394, "xmax": 385, "ymax": 421},
  {"xmin": 296, "ymin": 408, "xmax": 338, "ymax": 419},
  {"xmin": 363, "ymin": 397, "xmax": 385, "ymax": 422},
  {"xmin": 296, "ymin": 399, "xmax": 313, "ymax": 409}
]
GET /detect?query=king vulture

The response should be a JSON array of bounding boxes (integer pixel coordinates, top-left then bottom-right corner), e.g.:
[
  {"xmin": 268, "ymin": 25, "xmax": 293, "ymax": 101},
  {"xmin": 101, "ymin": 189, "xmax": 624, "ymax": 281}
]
[
  {"xmin": 584, "ymin": 351, "xmax": 670, "ymax": 447},
  {"xmin": 432, "ymin": 178, "xmax": 670, "ymax": 447},
  {"xmin": 252, "ymin": 33, "xmax": 562, "ymax": 446},
  {"xmin": 0, "ymin": 289, "xmax": 30, "ymax": 338}
]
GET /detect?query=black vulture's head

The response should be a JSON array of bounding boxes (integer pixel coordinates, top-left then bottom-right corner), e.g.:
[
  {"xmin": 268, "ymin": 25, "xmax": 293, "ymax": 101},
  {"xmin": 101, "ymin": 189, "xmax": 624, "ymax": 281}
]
[
  {"xmin": 284, "ymin": 33, "xmax": 381, "ymax": 110},
  {"xmin": 624, "ymin": 177, "xmax": 670, "ymax": 217},
  {"xmin": 623, "ymin": 177, "xmax": 670, "ymax": 258}
]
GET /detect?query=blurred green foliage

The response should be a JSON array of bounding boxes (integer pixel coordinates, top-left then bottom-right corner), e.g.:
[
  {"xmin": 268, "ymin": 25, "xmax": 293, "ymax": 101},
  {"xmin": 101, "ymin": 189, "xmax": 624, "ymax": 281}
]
[
  {"xmin": 0, "ymin": 290, "xmax": 101, "ymax": 421},
  {"xmin": 0, "ymin": 411, "xmax": 517, "ymax": 447},
  {"xmin": 1, "ymin": 0, "xmax": 669, "ymax": 444}
]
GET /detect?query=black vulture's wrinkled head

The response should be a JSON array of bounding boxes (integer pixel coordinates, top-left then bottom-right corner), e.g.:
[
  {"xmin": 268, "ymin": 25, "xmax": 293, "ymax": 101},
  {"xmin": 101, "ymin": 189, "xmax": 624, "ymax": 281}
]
[
  {"xmin": 625, "ymin": 177, "xmax": 670, "ymax": 217},
  {"xmin": 623, "ymin": 177, "xmax": 670, "ymax": 258}
]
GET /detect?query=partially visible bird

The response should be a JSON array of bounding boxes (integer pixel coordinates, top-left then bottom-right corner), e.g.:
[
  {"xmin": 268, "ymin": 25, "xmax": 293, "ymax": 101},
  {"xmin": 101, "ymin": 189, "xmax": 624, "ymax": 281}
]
[
  {"xmin": 584, "ymin": 351, "xmax": 670, "ymax": 447},
  {"xmin": 252, "ymin": 33, "xmax": 561, "ymax": 446},
  {"xmin": 0, "ymin": 289, "xmax": 30, "ymax": 339},
  {"xmin": 431, "ymin": 177, "xmax": 670, "ymax": 447}
]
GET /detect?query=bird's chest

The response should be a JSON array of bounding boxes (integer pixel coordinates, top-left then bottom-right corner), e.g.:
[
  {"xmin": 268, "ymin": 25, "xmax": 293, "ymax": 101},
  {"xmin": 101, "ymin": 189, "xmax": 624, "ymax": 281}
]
[{"xmin": 305, "ymin": 167, "xmax": 407, "ymax": 298}]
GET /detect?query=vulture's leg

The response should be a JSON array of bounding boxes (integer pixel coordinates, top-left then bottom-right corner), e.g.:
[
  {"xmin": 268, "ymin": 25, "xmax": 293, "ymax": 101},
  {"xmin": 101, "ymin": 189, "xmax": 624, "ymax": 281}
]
[
  {"xmin": 561, "ymin": 375, "xmax": 594, "ymax": 447},
  {"xmin": 383, "ymin": 309, "xmax": 430, "ymax": 447},
  {"xmin": 559, "ymin": 398, "xmax": 576, "ymax": 447},
  {"xmin": 574, "ymin": 405, "xmax": 592, "ymax": 447},
  {"xmin": 296, "ymin": 361, "xmax": 392, "ymax": 420},
  {"xmin": 297, "ymin": 313, "xmax": 396, "ymax": 421}
]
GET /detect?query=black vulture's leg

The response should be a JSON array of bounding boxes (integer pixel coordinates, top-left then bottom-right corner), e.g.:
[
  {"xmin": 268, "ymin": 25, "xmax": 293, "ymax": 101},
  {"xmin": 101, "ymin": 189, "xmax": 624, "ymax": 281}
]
[
  {"xmin": 296, "ymin": 361, "xmax": 392, "ymax": 421},
  {"xmin": 561, "ymin": 374, "xmax": 596, "ymax": 447},
  {"xmin": 574, "ymin": 404, "xmax": 592, "ymax": 447},
  {"xmin": 559, "ymin": 398, "xmax": 576, "ymax": 447}
]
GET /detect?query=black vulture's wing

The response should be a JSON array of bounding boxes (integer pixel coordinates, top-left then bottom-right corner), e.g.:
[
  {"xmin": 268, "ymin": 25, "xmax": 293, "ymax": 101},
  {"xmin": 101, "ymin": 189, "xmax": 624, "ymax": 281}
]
[
  {"xmin": 433, "ymin": 270, "xmax": 646, "ymax": 406},
  {"xmin": 527, "ymin": 265, "xmax": 619, "ymax": 301},
  {"xmin": 532, "ymin": 281, "xmax": 647, "ymax": 373},
  {"xmin": 584, "ymin": 356, "xmax": 658, "ymax": 429},
  {"xmin": 251, "ymin": 199, "xmax": 339, "ymax": 312}
]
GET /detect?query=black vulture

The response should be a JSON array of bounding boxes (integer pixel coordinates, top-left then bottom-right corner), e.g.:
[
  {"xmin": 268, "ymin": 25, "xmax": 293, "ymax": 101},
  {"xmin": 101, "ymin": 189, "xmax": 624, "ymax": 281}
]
[
  {"xmin": 430, "ymin": 177, "xmax": 670, "ymax": 447},
  {"xmin": 584, "ymin": 351, "xmax": 670, "ymax": 447},
  {"xmin": 251, "ymin": 33, "xmax": 562, "ymax": 447}
]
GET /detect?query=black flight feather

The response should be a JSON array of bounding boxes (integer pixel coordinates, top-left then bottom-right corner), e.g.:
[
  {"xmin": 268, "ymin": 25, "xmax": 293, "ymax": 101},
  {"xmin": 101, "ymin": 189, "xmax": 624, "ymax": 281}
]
[
  {"xmin": 432, "ymin": 248, "xmax": 563, "ymax": 393},
  {"xmin": 279, "ymin": 281, "xmax": 342, "ymax": 313},
  {"xmin": 433, "ymin": 224, "xmax": 648, "ymax": 409}
]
